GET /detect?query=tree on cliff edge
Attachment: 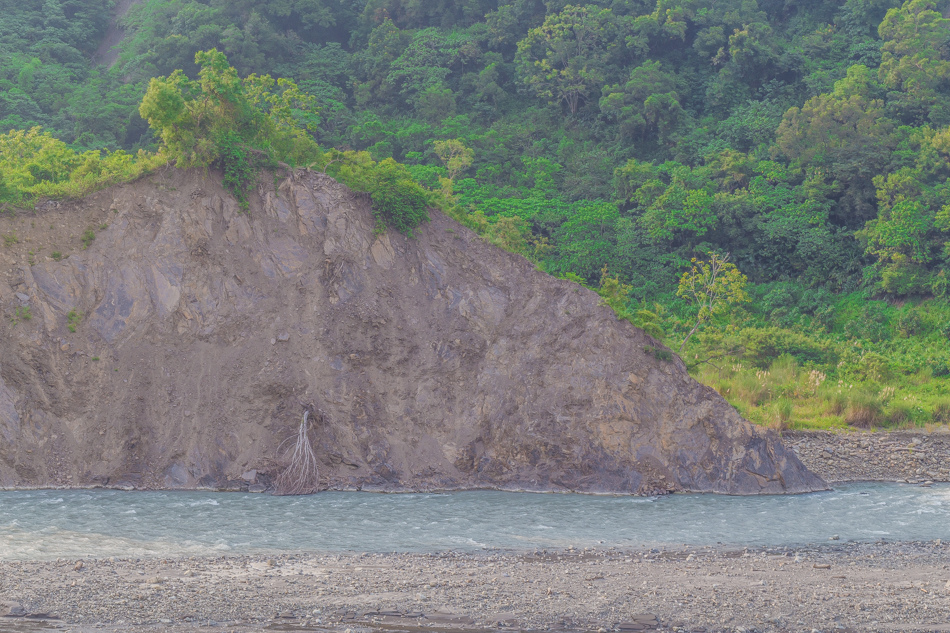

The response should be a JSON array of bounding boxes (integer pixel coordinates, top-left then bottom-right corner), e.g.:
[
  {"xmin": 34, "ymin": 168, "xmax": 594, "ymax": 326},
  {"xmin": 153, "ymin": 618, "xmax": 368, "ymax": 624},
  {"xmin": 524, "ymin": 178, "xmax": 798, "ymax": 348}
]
[{"xmin": 139, "ymin": 49, "xmax": 321, "ymax": 206}]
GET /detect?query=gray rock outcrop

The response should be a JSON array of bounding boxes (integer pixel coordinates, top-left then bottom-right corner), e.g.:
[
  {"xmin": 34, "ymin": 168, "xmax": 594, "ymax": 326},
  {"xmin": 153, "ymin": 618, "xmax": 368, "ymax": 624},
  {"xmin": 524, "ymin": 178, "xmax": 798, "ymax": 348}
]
[{"xmin": 0, "ymin": 169, "xmax": 825, "ymax": 494}]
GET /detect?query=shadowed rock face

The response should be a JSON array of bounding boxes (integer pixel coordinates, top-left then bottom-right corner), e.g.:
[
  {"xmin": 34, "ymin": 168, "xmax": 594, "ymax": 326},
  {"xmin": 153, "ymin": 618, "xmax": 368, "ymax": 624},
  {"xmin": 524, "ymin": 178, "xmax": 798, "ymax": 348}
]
[{"xmin": 0, "ymin": 169, "xmax": 825, "ymax": 494}]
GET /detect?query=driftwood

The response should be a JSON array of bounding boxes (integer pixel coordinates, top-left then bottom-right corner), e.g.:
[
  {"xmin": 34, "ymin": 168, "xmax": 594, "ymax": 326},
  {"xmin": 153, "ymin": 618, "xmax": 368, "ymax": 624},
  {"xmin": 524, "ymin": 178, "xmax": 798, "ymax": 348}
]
[{"xmin": 274, "ymin": 410, "xmax": 320, "ymax": 495}]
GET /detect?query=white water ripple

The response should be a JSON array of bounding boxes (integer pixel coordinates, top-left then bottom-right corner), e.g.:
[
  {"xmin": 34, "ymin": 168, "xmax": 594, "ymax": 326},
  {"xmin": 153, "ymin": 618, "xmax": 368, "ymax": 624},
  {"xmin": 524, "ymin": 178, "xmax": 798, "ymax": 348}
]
[{"xmin": 0, "ymin": 483, "xmax": 946, "ymax": 560}]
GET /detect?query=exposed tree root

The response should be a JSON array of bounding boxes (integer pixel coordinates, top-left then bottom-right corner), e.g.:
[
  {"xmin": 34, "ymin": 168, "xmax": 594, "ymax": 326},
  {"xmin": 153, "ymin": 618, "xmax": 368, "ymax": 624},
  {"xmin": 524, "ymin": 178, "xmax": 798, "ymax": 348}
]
[{"xmin": 274, "ymin": 410, "xmax": 320, "ymax": 495}]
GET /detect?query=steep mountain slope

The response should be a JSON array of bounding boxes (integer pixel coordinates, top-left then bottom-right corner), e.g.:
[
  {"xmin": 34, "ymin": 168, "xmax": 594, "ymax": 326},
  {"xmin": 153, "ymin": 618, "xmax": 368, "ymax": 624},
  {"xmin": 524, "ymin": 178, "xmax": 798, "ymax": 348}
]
[{"xmin": 0, "ymin": 169, "xmax": 824, "ymax": 494}]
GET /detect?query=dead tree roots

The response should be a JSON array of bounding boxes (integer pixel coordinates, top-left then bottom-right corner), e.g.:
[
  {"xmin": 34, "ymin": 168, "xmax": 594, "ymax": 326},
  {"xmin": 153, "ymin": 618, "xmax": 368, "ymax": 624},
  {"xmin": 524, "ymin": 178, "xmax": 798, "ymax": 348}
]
[{"xmin": 274, "ymin": 410, "xmax": 320, "ymax": 495}]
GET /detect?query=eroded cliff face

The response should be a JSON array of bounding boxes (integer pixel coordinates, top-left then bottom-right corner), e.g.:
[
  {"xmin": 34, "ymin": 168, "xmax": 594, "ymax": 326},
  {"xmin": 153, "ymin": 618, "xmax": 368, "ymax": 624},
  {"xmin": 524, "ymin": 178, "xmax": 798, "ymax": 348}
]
[{"xmin": 0, "ymin": 169, "xmax": 825, "ymax": 494}]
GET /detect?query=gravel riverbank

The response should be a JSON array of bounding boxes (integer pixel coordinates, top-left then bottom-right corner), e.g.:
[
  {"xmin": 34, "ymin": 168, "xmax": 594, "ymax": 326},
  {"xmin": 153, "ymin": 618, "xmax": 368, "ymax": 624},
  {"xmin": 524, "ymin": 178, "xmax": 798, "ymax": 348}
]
[
  {"xmin": 785, "ymin": 430, "xmax": 950, "ymax": 484},
  {"xmin": 1, "ymin": 541, "xmax": 949, "ymax": 633},
  {"xmin": 2, "ymin": 431, "xmax": 949, "ymax": 633}
]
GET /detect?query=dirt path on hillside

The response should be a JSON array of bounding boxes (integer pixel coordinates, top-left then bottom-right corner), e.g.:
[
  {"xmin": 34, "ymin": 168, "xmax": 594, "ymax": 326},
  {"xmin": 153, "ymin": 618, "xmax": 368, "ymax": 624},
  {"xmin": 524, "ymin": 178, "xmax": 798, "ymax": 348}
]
[{"xmin": 93, "ymin": 0, "xmax": 142, "ymax": 67}]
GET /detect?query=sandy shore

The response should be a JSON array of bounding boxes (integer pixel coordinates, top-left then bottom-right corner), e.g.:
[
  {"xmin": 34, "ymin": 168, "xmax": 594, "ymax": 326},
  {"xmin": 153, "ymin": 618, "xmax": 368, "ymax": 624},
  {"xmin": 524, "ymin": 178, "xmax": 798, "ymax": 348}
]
[
  {"xmin": 1, "ymin": 543, "xmax": 949, "ymax": 633},
  {"xmin": 2, "ymin": 431, "xmax": 950, "ymax": 633}
]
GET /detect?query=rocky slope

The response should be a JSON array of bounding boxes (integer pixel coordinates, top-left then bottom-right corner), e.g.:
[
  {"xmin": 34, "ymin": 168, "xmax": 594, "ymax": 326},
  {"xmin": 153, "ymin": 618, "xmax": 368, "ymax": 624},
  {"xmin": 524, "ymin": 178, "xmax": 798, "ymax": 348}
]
[
  {"xmin": 0, "ymin": 169, "xmax": 824, "ymax": 494},
  {"xmin": 785, "ymin": 430, "xmax": 950, "ymax": 483}
]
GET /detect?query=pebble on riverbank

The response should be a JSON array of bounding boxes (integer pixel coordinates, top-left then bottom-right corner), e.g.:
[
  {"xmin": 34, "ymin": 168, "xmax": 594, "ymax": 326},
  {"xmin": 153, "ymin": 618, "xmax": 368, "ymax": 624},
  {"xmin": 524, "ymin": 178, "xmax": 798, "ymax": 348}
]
[
  {"xmin": 784, "ymin": 430, "xmax": 950, "ymax": 483},
  {"xmin": 1, "ymin": 541, "xmax": 948, "ymax": 633}
]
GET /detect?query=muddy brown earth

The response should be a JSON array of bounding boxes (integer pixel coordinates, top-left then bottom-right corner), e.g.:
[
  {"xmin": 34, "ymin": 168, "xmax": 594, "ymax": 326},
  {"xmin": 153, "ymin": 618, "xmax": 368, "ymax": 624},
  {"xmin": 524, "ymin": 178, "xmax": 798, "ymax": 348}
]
[
  {"xmin": 1, "ymin": 542, "xmax": 949, "ymax": 633},
  {"xmin": 0, "ymin": 168, "xmax": 821, "ymax": 496}
]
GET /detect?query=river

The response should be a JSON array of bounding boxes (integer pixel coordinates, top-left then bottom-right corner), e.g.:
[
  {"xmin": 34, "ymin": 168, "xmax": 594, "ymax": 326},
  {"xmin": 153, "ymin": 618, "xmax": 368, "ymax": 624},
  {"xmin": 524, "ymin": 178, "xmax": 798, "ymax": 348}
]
[{"xmin": 0, "ymin": 483, "xmax": 947, "ymax": 560}]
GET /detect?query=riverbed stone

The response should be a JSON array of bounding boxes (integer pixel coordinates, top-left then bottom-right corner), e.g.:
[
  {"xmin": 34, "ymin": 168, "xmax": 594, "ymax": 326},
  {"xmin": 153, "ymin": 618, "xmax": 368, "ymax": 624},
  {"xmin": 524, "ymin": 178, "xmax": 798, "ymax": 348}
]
[
  {"xmin": 0, "ymin": 602, "xmax": 26, "ymax": 617},
  {"xmin": 784, "ymin": 430, "xmax": 950, "ymax": 483}
]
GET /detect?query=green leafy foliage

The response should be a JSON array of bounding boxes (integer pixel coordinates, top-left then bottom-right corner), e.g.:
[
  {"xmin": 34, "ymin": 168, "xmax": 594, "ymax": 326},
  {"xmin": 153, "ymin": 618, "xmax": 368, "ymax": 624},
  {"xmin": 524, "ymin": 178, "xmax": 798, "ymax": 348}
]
[
  {"xmin": 139, "ymin": 49, "xmax": 320, "ymax": 206},
  {"xmin": 0, "ymin": 127, "xmax": 162, "ymax": 208},
  {"xmin": 66, "ymin": 309, "xmax": 81, "ymax": 333},
  {"xmin": 676, "ymin": 253, "xmax": 750, "ymax": 351},
  {"xmin": 332, "ymin": 151, "xmax": 430, "ymax": 235},
  {"xmin": 2, "ymin": 0, "xmax": 950, "ymax": 428}
]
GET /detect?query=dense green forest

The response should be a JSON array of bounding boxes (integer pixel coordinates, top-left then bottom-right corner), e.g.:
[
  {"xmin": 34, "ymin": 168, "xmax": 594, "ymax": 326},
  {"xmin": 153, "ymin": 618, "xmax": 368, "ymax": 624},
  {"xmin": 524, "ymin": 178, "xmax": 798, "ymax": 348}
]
[{"xmin": 2, "ymin": 0, "xmax": 950, "ymax": 430}]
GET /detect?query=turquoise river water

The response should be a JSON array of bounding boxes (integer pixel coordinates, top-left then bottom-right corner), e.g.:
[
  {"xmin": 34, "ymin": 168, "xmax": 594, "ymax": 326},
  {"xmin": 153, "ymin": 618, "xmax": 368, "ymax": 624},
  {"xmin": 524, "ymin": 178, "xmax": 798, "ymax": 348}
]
[{"xmin": 0, "ymin": 483, "xmax": 947, "ymax": 560}]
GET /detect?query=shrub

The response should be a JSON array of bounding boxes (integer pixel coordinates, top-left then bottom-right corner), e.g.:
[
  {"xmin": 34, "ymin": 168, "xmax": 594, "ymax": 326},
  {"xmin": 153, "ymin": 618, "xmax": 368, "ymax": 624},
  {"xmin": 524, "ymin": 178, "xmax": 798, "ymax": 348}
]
[
  {"xmin": 840, "ymin": 301, "xmax": 891, "ymax": 342},
  {"xmin": 879, "ymin": 263, "xmax": 930, "ymax": 297},
  {"xmin": 849, "ymin": 351, "xmax": 892, "ymax": 382},
  {"xmin": 66, "ymin": 309, "xmax": 81, "ymax": 333},
  {"xmin": 643, "ymin": 346, "xmax": 672, "ymax": 361},
  {"xmin": 769, "ymin": 397, "xmax": 794, "ymax": 431},
  {"xmin": 741, "ymin": 326, "xmax": 835, "ymax": 367},
  {"xmin": 215, "ymin": 130, "xmax": 263, "ymax": 209},
  {"xmin": 931, "ymin": 359, "xmax": 950, "ymax": 377},
  {"xmin": 334, "ymin": 152, "xmax": 430, "ymax": 236},
  {"xmin": 895, "ymin": 309, "xmax": 924, "ymax": 338},
  {"xmin": 825, "ymin": 391, "xmax": 848, "ymax": 416},
  {"xmin": 365, "ymin": 158, "xmax": 430, "ymax": 236},
  {"xmin": 931, "ymin": 270, "xmax": 948, "ymax": 297},
  {"xmin": 932, "ymin": 398, "xmax": 950, "ymax": 424},
  {"xmin": 886, "ymin": 402, "xmax": 915, "ymax": 428},
  {"xmin": 844, "ymin": 391, "xmax": 884, "ymax": 428}
]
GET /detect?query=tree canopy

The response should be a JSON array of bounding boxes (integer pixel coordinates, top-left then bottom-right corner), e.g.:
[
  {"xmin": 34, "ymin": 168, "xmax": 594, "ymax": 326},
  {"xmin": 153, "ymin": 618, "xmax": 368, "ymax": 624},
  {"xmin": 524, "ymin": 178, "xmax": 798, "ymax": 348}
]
[{"xmin": 5, "ymin": 0, "xmax": 950, "ymax": 428}]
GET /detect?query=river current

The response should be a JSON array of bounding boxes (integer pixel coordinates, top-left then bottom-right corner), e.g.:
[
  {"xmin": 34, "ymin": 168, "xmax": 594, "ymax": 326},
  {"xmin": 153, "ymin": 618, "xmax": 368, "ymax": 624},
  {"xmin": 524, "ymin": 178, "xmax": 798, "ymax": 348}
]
[{"xmin": 0, "ymin": 483, "xmax": 947, "ymax": 560}]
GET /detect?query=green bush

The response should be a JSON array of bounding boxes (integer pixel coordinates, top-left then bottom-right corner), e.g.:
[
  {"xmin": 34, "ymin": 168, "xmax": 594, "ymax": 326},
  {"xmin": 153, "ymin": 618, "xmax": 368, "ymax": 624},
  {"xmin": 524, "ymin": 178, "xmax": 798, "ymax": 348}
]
[
  {"xmin": 363, "ymin": 159, "xmax": 430, "ymax": 236},
  {"xmin": 839, "ymin": 300, "xmax": 892, "ymax": 343},
  {"xmin": 216, "ymin": 130, "xmax": 263, "ymax": 209},
  {"xmin": 845, "ymin": 391, "xmax": 884, "ymax": 429},
  {"xmin": 770, "ymin": 397, "xmax": 794, "ymax": 431},
  {"xmin": 895, "ymin": 309, "xmax": 924, "ymax": 338},
  {"xmin": 825, "ymin": 390, "xmax": 848, "ymax": 416},
  {"xmin": 930, "ymin": 358, "xmax": 950, "ymax": 377},
  {"xmin": 879, "ymin": 263, "xmax": 930, "ymax": 297},
  {"xmin": 932, "ymin": 398, "xmax": 950, "ymax": 424},
  {"xmin": 740, "ymin": 326, "xmax": 836, "ymax": 367},
  {"xmin": 931, "ymin": 271, "xmax": 948, "ymax": 298},
  {"xmin": 643, "ymin": 346, "xmax": 672, "ymax": 361},
  {"xmin": 885, "ymin": 401, "xmax": 916, "ymax": 428},
  {"xmin": 333, "ymin": 152, "xmax": 430, "ymax": 236}
]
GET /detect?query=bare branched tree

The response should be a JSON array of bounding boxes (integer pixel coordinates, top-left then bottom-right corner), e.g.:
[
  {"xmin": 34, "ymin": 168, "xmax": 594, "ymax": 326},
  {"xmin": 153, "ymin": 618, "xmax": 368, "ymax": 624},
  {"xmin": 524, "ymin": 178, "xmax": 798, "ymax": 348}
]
[{"xmin": 274, "ymin": 410, "xmax": 320, "ymax": 495}]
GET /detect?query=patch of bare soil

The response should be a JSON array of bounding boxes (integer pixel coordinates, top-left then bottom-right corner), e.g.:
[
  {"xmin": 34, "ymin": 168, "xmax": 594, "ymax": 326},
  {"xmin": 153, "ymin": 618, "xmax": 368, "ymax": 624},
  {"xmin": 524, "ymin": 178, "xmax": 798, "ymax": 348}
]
[{"xmin": 92, "ymin": 0, "xmax": 142, "ymax": 67}]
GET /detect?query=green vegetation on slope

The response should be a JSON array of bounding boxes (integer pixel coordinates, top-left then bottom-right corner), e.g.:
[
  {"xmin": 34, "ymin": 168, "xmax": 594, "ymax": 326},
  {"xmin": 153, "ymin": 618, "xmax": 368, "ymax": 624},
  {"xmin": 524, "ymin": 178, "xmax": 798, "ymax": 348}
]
[{"xmin": 2, "ymin": 0, "xmax": 950, "ymax": 430}]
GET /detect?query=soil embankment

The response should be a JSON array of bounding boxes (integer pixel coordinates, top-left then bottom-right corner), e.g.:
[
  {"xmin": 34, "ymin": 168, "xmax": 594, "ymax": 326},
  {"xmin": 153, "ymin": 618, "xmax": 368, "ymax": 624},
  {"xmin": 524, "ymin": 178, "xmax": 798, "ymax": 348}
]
[{"xmin": 0, "ymin": 168, "xmax": 821, "ymax": 495}]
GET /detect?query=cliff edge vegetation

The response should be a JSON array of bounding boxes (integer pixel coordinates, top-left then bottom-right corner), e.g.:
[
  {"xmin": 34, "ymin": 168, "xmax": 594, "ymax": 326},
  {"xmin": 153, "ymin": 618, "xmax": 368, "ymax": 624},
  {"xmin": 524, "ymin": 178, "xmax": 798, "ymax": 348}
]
[{"xmin": 2, "ymin": 0, "xmax": 950, "ymax": 432}]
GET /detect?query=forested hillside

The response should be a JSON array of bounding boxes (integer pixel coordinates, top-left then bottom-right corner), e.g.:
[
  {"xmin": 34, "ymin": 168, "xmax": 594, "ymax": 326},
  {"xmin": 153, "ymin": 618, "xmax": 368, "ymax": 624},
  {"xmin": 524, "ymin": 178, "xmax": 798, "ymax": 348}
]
[{"xmin": 2, "ymin": 0, "xmax": 950, "ymax": 430}]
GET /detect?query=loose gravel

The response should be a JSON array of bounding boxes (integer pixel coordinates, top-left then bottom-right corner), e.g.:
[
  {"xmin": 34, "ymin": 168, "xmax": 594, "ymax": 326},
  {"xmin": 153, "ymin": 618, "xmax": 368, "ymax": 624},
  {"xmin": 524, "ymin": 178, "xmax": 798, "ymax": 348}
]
[
  {"xmin": 785, "ymin": 429, "xmax": 950, "ymax": 484},
  {"xmin": 2, "ymin": 430, "xmax": 950, "ymax": 633},
  {"xmin": 1, "ymin": 542, "xmax": 949, "ymax": 633}
]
